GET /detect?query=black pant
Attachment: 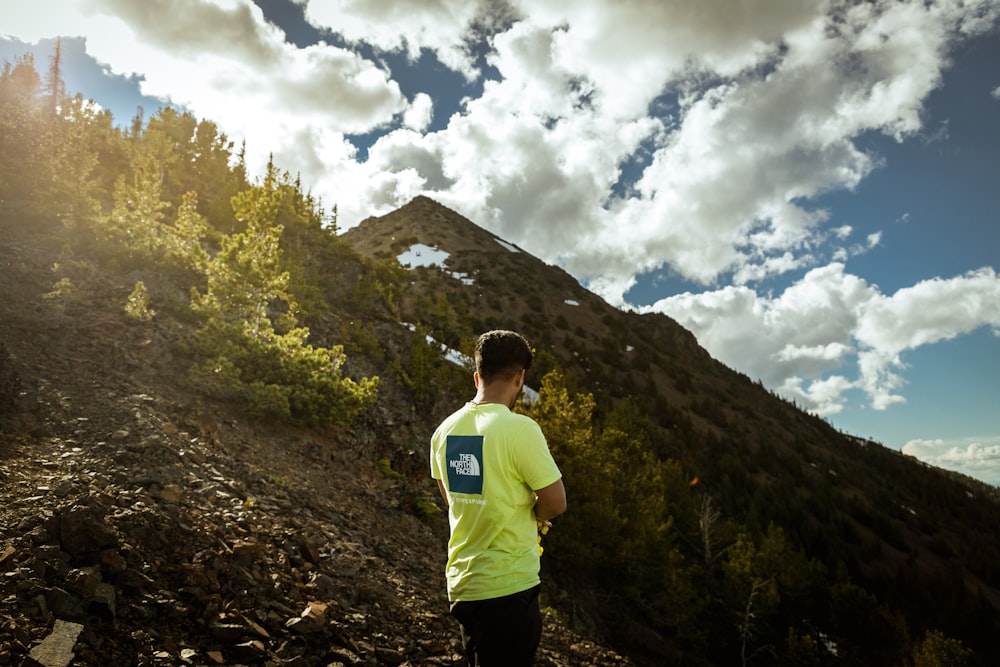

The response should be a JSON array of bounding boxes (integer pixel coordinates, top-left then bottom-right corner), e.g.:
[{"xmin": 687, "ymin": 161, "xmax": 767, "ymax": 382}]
[{"xmin": 450, "ymin": 585, "xmax": 542, "ymax": 667}]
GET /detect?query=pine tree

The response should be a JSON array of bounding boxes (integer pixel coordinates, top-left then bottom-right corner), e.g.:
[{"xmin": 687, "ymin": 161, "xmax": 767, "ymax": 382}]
[
  {"xmin": 44, "ymin": 94, "xmax": 103, "ymax": 225},
  {"xmin": 165, "ymin": 191, "xmax": 210, "ymax": 275},
  {"xmin": 0, "ymin": 55, "xmax": 43, "ymax": 209},
  {"xmin": 102, "ymin": 144, "xmax": 170, "ymax": 262},
  {"xmin": 188, "ymin": 158, "xmax": 376, "ymax": 427},
  {"xmin": 912, "ymin": 630, "xmax": 973, "ymax": 667},
  {"xmin": 44, "ymin": 37, "xmax": 65, "ymax": 117},
  {"xmin": 194, "ymin": 157, "xmax": 289, "ymax": 337}
]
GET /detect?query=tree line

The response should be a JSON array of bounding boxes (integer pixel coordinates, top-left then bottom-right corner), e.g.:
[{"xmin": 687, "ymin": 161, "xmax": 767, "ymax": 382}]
[{"xmin": 1, "ymin": 45, "xmax": 382, "ymax": 427}]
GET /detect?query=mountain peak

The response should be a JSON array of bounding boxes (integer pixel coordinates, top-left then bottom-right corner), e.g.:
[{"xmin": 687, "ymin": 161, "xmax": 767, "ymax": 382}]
[{"xmin": 346, "ymin": 196, "xmax": 516, "ymax": 259}]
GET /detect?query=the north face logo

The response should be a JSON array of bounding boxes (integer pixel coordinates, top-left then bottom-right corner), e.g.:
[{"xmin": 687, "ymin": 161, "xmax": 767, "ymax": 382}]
[
  {"xmin": 446, "ymin": 435, "xmax": 484, "ymax": 495},
  {"xmin": 450, "ymin": 453, "xmax": 481, "ymax": 477}
]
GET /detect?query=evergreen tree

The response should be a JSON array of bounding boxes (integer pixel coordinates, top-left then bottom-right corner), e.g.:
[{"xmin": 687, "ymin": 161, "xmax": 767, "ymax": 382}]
[
  {"xmin": 194, "ymin": 157, "xmax": 289, "ymax": 336},
  {"xmin": 44, "ymin": 94, "xmax": 105, "ymax": 225},
  {"xmin": 165, "ymin": 191, "xmax": 210, "ymax": 275},
  {"xmin": 0, "ymin": 55, "xmax": 43, "ymax": 209},
  {"xmin": 101, "ymin": 142, "xmax": 171, "ymax": 262},
  {"xmin": 191, "ymin": 118, "xmax": 238, "ymax": 224},
  {"xmin": 912, "ymin": 630, "xmax": 973, "ymax": 667},
  {"xmin": 44, "ymin": 37, "xmax": 65, "ymax": 117},
  {"xmin": 188, "ymin": 159, "xmax": 376, "ymax": 427}
]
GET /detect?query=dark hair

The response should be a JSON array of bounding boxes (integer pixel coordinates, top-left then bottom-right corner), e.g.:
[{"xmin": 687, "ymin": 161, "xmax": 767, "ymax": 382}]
[{"xmin": 475, "ymin": 330, "xmax": 533, "ymax": 385}]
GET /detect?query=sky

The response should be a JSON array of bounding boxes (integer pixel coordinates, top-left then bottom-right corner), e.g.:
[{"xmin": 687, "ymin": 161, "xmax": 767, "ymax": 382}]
[{"xmin": 3, "ymin": 0, "xmax": 999, "ymax": 485}]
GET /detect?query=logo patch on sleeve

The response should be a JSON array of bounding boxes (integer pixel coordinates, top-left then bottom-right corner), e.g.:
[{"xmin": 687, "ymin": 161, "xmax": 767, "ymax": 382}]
[{"xmin": 446, "ymin": 435, "xmax": 484, "ymax": 495}]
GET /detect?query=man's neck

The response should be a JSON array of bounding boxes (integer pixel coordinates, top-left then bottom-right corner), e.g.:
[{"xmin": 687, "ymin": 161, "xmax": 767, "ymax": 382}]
[
  {"xmin": 471, "ymin": 393, "xmax": 508, "ymax": 407},
  {"xmin": 471, "ymin": 370, "xmax": 523, "ymax": 409},
  {"xmin": 472, "ymin": 386, "xmax": 517, "ymax": 409}
]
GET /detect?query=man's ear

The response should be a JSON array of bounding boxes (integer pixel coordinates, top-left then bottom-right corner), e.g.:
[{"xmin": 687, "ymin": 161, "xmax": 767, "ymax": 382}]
[{"xmin": 474, "ymin": 371, "xmax": 481, "ymax": 388}]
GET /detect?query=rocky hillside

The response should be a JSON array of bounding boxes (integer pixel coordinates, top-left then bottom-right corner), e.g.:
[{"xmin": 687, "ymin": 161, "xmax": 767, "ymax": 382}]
[{"xmin": 0, "ymin": 216, "xmax": 629, "ymax": 666}]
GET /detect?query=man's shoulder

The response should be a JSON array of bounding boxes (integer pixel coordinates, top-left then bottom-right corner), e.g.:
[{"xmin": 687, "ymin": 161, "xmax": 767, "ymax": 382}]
[
  {"xmin": 432, "ymin": 403, "xmax": 473, "ymax": 437},
  {"xmin": 504, "ymin": 411, "xmax": 544, "ymax": 437},
  {"xmin": 433, "ymin": 404, "xmax": 541, "ymax": 436},
  {"xmin": 507, "ymin": 410, "xmax": 539, "ymax": 425}
]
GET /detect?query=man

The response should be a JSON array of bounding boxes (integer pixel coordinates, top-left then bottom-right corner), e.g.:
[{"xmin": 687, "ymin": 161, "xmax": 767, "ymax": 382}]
[{"xmin": 430, "ymin": 330, "xmax": 566, "ymax": 666}]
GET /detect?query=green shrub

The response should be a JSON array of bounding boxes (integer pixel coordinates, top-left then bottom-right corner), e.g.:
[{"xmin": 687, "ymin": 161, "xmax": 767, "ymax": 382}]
[
  {"xmin": 376, "ymin": 457, "xmax": 404, "ymax": 480},
  {"xmin": 125, "ymin": 281, "xmax": 155, "ymax": 321}
]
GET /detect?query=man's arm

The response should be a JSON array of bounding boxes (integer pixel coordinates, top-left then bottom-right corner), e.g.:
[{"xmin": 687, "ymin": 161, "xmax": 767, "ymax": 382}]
[
  {"xmin": 533, "ymin": 478, "xmax": 566, "ymax": 522},
  {"xmin": 436, "ymin": 478, "xmax": 450, "ymax": 508}
]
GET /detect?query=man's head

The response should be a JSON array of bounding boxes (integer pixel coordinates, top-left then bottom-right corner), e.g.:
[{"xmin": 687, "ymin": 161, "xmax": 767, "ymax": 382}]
[{"xmin": 474, "ymin": 330, "xmax": 533, "ymax": 386}]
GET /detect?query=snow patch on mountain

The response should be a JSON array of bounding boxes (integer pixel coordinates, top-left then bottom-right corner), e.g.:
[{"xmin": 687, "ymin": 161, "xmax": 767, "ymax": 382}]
[{"xmin": 397, "ymin": 243, "xmax": 474, "ymax": 285}]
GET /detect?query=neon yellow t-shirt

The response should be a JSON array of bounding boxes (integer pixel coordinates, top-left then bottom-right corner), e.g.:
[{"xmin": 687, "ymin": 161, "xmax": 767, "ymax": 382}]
[{"xmin": 430, "ymin": 402, "xmax": 562, "ymax": 602}]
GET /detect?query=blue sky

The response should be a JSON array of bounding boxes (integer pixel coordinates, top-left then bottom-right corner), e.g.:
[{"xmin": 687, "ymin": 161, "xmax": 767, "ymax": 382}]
[{"xmin": 4, "ymin": 0, "xmax": 999, "ymax": 484}]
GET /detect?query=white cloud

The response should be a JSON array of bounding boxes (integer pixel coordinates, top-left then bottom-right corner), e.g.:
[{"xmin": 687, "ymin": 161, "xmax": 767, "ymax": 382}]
[
  {"xmin": 88, "ymin": 0, "xmax": 406, "ymax": 128},
  {"xmin": 524, "ymin": 0, "xmax": 823, "ymax": 119},
  {"xmin": 779, "ymin": 374, "xmax": 855, "ymax": 417},
  {"xmin": 647, "ymin": 265, "xmax": 1000, "ymax": 416},
  {"xmin": 403, "ymin": 92, "xmax": 434, "ymax": 132},
  {"xmin": 568, "ymin": 0, "xmax": 971, "ymax": 296},
  {"xmin": 4, "ymin": 0, "xmax": 92, "ymax": 42},
  {"xmin": 647, "ymin": 263, "xmax": 869, "ymax": 392},
  {"xmin": 903, "ymin": 438, "xmax": 1000, "ymax": 487},
  {"xmin": 295, "ymin": 0, "xmax": 502, "ymax": 79},
  {"xmin": 855, "ymin": 268, "xmax": 1000, "ymax": 355}
]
